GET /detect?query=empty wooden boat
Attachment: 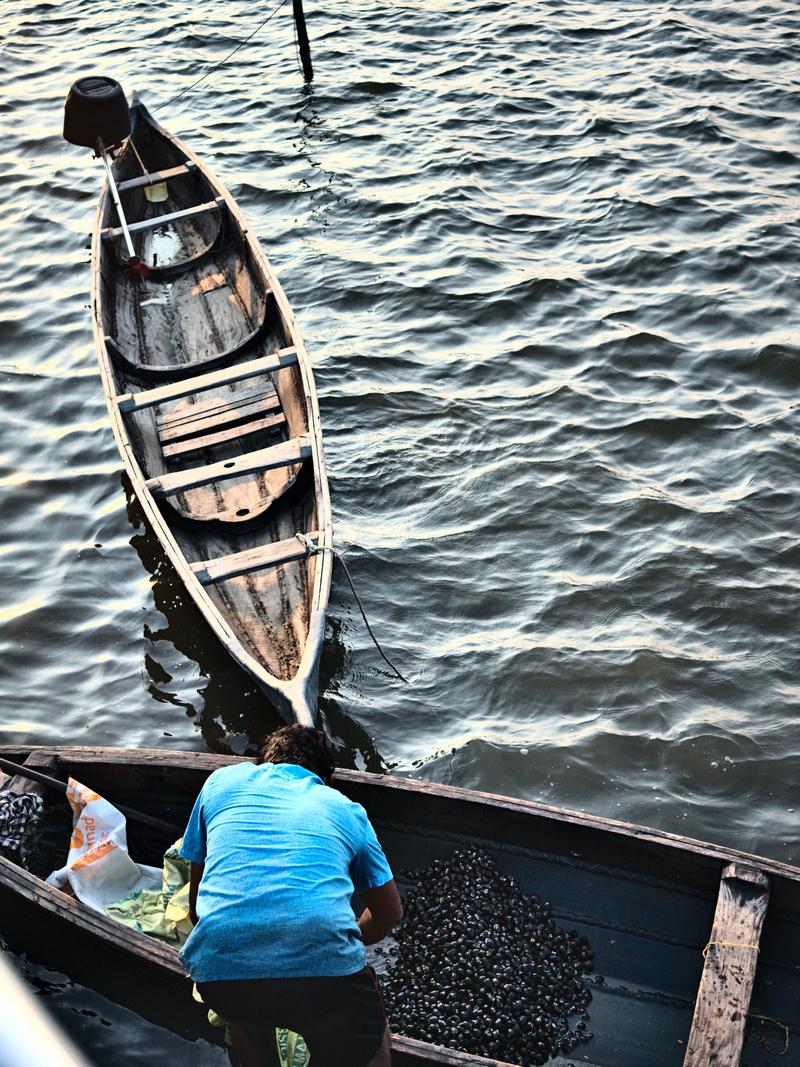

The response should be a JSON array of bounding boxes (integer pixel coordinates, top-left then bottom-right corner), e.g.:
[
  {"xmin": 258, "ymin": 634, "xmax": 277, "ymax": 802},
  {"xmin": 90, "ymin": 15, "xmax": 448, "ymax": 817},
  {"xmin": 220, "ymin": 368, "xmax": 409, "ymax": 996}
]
[
  {"xmin": 2, "ymin": 746, "xmax": 799, "ymax": 1066},
  {"xmin": 72, "ymin": 80, "xmax": 332, "ymax": 724}
]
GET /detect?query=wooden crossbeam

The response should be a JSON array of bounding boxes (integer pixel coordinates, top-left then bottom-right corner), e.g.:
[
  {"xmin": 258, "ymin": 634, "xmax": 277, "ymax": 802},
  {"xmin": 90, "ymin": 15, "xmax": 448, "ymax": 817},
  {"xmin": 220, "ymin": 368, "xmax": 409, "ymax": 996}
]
[
  {"xmin": 2, "ymin": 751, "xmax": 58, "ymax": 798},
  {"xmin": 683, "ymin": 863, "xmax": 770, "ymax": 1066},
  {"xmin": 158, "ymin": 389, "xmax": 280, "ymax": 443},
  {"xmin": 116, "ymin": 348, "xmax": 297, "ymax": 414},
  {"xmin": 117, "ymin": 163, "xmax": 196, "ymax": 192},
  {"xmin": 191, "ymin": 532, "xmax": 319, "ymax": 585},
  {"xmin": 157, "ymin": 383, "xmax": 276, "ymax": 429},
  {"xmin": 161, "ymin": 412, "xmax": 287, "ymax": 459},
  {"xmin": 101, "ymin": 196, "xmax": 224, "ymax": 240},
  {"xmin": 145, "ymin": 436, "xmax": 312, "ymax": 498}
]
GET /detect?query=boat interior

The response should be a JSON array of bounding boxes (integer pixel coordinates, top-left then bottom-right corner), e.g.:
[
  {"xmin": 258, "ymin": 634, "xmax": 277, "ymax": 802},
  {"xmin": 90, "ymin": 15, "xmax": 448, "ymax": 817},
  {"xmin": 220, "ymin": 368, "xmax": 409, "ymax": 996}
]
[
  {"xmin": 3, "ymin": 749, "xmax": 799, "ymax": 1067},
  {"xmin": 95, "ymin": 103, "xmax": 323, "ymax": 688}
]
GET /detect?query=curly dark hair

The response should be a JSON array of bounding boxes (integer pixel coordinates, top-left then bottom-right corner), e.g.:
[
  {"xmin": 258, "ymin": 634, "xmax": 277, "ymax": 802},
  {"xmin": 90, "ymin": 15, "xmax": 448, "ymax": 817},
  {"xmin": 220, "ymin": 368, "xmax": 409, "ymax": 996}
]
[{"xmin": 256, "ymin": 725, "xmax": 336, "ymax": 783}]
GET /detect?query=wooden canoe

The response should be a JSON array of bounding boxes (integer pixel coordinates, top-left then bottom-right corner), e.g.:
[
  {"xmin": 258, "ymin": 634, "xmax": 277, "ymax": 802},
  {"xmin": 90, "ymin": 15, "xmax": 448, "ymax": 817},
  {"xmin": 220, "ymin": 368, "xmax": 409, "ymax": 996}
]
[
  {"xmin": 90, "ymin": 98, "xmax": 332, "ymax": 725},
  {"xmin": 1, "ymin": 747, "xmax": 799, "ymax": 1066}
]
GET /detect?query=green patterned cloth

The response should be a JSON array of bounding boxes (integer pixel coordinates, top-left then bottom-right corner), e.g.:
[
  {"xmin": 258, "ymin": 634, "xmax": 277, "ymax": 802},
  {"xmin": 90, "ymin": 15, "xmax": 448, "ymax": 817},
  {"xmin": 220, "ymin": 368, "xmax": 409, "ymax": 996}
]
[
  {"xmin": 195, "ymin": 984, "xmax": 309, "ymax": 1066},
  {"xmin": 107, "ymin": 838, "xmax": 309, "ymax": 1066},
  {"xmin": 275, "ymin": 1025, "xmax": 309, "ymax": 1067},
  {"xmin": 106, "ymin": 838, "xmax": 193, "ymax": 943}
]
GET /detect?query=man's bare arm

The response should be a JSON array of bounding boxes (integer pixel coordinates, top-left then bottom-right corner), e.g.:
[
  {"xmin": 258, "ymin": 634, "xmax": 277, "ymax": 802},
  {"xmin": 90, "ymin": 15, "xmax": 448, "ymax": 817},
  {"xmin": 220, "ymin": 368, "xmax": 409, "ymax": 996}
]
[{"xmin": 357, "ymin": 879, "xmax": 403, "ymax": 945}]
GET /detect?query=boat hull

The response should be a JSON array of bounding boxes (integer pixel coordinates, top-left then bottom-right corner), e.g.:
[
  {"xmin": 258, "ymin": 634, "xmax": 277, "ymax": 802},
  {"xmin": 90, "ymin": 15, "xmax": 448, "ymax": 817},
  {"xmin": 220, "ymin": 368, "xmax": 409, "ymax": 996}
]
[
  {"xmin": 90, "ymin": 101, "xmax": 333, "ymax": 725},
  {"xmin": 2, "ymin": 747, "xmax": 800, "ymax": 1065}
]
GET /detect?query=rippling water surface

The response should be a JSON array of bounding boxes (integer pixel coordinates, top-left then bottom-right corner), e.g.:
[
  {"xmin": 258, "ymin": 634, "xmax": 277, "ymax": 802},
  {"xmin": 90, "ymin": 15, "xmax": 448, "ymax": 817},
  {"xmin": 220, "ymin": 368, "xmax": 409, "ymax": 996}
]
[{"xmin": 1, "ymin": 0, "xmax": 799, "ymax": 1060}]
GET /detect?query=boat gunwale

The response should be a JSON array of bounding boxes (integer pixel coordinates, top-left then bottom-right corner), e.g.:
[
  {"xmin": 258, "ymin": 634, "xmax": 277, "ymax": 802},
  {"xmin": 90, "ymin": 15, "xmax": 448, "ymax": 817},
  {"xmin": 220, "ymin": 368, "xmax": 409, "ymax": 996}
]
[
  {"xmin": 90, "ymin": 99, "xmax": 333, "ymax": 725},
  {"xmin": 7, "ymin": 745, "xmax": 800, "ymax": 889},
  {"xmin": 3, "ymin": 746, "xmax": 800, "ymax": 1067}
]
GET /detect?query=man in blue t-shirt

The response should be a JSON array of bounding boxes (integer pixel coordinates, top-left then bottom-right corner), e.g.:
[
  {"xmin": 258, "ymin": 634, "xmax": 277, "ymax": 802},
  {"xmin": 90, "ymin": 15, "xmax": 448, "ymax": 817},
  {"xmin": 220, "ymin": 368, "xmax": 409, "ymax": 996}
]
[{"xmin": 179, "ymin": 725, "xmax": 402, "ymax": 1067}]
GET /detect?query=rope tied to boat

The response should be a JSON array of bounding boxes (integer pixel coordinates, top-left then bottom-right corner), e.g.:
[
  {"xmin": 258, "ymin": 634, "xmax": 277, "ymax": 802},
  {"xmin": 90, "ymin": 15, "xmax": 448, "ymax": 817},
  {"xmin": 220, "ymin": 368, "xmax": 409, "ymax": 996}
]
[
  {"xmin": 750, "ymin": 1013, "xmax": 790, "ymax": 1056},
  {"xmin": 699, "ymin": 942, "xmax": 790, "ymax": 1054},
  {"xmin": 702, "ymin": 940, "xmax": 760, "ymax": 959},
  {"xmin": 157, "ymin": 0, "xmax": 292, "ymax": 113},
  {"xmin": 295, "ymin": 533, "xmax": 408, "ymax": 684}
]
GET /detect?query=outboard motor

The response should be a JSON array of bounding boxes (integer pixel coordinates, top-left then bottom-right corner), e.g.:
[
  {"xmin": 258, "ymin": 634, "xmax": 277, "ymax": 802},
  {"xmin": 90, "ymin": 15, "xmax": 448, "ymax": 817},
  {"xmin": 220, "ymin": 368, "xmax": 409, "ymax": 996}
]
[
  {"xmin": 63, "ymin": 75, "xmax": 131, "ymax": 152},
  {"xmin": 63, "ymin": 76, "xmax": 149, "ymax": 278}
]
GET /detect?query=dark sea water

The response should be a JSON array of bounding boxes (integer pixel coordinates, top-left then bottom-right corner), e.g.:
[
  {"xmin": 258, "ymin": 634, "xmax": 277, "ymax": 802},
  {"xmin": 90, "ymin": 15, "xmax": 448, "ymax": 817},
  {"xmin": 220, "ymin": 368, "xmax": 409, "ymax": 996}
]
[{"xmin": 1, "ymin": 0, "xmax": 799, "ymax": 1061}]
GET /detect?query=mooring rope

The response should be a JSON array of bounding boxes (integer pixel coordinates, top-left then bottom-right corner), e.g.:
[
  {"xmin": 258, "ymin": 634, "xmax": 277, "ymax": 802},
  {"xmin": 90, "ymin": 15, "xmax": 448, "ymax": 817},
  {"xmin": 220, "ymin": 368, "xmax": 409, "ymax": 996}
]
[
  {"xmin": 751, "ymin": 1014, "xmax": 791, "ymax": 1056},
  {"xmin": 158, "ymin": 0, "xmax": 292, "ymax": 112},
  {"xmin": 698, "ymin": 943, "xmax": 790, "ymax": 1054},
  {"xmin": 296, "ymin": 534, "xmax": 408, "ymax": 684}
]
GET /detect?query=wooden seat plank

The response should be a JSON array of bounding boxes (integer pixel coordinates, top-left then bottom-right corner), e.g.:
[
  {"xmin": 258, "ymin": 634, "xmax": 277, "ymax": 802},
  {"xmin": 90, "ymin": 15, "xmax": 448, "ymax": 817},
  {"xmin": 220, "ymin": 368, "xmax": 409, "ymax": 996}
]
[
  {"xmin": 145, "ymin": 436, "xmax": 312, "ymax": 498},
  {"xmin": 158, "ymin": 390, "xmax": 279, "ymax": 443},
  {"xmin": 118, "ymin": 163, "xmax": 196, "ymax": 192},
  {"xmin": 683, "ymin": 863, "xmax": 770, "ymax": 1067},
  {"xmin": 157, "ymin": 383, "xmax": 276, "ymax": 429},
  {"xmin": 102, "ymin": 196, "xmax": 224, "ymax": 241},
  {"xmin": 191, "ymin": 532, "xmax": 319, "ymax": 585},
  {"xmin": 162, "ymin": 412, "xmax": 287, "ymax": 459},
  {"xmin": 116, "ymin": 347, "xmax": 297, "ymax": 414}
]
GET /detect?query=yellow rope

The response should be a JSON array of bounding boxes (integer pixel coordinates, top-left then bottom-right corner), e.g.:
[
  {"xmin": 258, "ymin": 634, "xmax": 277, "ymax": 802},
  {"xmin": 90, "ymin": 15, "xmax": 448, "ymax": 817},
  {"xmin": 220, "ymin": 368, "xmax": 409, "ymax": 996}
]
[
  {"xmin": 750, "ymin": 1014, "xmax": 790, "ymax": 1056},
  {"xmin": 702, "ymin": 940, "xmax": 760, "ymax": 959},
  {"xmin": 698, "ymin": 944, "xmax": 790, "ymax": 1054},
  {"xmin": 127, "ymin": 138, "xmax": 148, "ymax": 179}
]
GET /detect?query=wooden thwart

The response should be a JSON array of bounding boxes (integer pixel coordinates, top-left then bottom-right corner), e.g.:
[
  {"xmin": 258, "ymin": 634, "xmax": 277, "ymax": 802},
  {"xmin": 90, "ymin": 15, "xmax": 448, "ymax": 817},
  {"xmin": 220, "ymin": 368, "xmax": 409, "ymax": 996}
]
[
  {"xmin": 101, "ymin": 196, "xmax": 224, "ymax": 241},
  {"xmin": 161, "ymin": 412, "xmax": 287, "ymax": 459},
  {"xmin": 2, "ymin": 751, "xmax": 58, "ymax": 798},
  {"xmin": 116, "ymin": 348, "xmax": 298, "ymax": 413},
  {"xmin": 92, "ymin": 101, "xmax": 333, "ymax": 724},
  {"xmin": 158, "ymin": 388, "xmax": 280, "ymax": 443},
  {"xmin": 683, "ymin": 863, "xmax": 770, "ymax": 1067},
  {"xmin": 145, "ymin": 436, "xmax": 312, "ymax": 497},
  {"xmin": 191, "ymin": 531, "xmax": 319, "ymax": 585},
  {"xmin": 117, "ymin": 163, "xmax": 196, "ymax": 192}
]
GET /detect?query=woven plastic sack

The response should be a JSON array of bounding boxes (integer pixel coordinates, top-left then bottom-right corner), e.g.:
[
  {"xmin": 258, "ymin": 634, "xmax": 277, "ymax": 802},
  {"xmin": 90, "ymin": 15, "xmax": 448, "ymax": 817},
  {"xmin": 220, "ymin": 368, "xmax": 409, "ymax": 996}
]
[{"xmin": 46, "ymin": 778, "xmax": 160, "ymax": 912}]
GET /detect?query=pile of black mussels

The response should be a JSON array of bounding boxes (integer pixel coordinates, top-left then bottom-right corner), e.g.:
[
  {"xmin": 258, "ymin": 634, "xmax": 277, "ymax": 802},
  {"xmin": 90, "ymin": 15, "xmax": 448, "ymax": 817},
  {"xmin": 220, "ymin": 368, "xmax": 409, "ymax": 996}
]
[{"xmin": 380, "ymin": 848, "xmax": 594, "ymax": 1065}]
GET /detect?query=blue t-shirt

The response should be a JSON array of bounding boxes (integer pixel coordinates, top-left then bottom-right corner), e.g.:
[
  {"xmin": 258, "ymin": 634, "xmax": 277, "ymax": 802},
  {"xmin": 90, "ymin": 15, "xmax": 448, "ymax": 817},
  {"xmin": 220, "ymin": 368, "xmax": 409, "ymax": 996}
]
[{"xmin": 178, "ymin": 762, "xmax": 394, "ymax": 982}]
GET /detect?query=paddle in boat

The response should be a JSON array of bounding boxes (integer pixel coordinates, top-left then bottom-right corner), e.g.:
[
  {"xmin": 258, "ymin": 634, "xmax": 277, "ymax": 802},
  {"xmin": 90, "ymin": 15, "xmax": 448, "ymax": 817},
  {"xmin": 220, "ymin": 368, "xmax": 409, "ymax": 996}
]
[
  {"xmin": 1, "ymin": 746, "xmax": 798, "ymax": 1066},
  {"xmin": 62, "ymin": 77, "xmax": 333, "ymax": 726}
]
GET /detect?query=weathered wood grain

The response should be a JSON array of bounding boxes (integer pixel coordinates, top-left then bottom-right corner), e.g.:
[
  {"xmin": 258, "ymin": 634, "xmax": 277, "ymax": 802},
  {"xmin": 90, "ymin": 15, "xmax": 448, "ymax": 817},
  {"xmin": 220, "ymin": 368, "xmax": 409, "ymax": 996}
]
[
  {"xmin": 162, "ymin": 412, "xmax": 286, "ymax": 459},
  {"xmin": 191, "ymin": 531, "xmax": 319, "ymax": 584},
  {"xmin": 6, "ymin": 745, "xmax": 800, "ymax": 1067},
  {"xmin": 118, "ymin": 162, "xmax": 196, "ymax": 192},
  {"xmin": 114, "ymin": 280, "xmax": 172, "ymax": 368},
  {"xmin": 0, "ymin": 854, "xmax": 184, "ymax": 975},
  {"xmin": 683, "ymin": 863, "xmax": 770, "ymax": 1066},
  {"xmin": 92, "ymin": 100, "xmax": 333, "ymax": 723},
  {"xmin": 158, "ymin": 388, "xmax": 279, "ymax": 442},
  {"xmin": 102, "ymin": 197, "xmax": 224, "ymax": 240},
  {"xmin": 172, "ymin": 262, "xmax": 255, "ymax": 363},
  {"xmin": 116, "ymin": 348, "xmax": 297, "ymax": 412},
  {"xmin": 4, "ymin": 751, "xmax": 58, "ymax": 797},
  {"xmin": 145, "ymin": 436, "xmax": 311, "ymax": 497}
]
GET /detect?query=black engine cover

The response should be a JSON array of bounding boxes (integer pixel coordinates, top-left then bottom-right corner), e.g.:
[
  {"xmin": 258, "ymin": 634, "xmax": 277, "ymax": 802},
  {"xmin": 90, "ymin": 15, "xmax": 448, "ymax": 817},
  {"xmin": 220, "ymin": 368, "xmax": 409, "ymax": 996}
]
[{"xmin": 63, "ymin": 76, "xmax": 131, "ymax": 150}]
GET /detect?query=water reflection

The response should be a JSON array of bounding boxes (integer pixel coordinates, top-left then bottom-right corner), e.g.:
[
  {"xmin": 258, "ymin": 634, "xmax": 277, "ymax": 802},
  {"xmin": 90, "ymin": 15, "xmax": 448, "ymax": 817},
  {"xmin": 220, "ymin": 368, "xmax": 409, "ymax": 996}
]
[
  {"xmin": 123, "ymin": 476, "xmax": 284, "ymax": 752},
  {"xmin": 123, "ymin": 475, "xmax": 387, "ymax": 769}
]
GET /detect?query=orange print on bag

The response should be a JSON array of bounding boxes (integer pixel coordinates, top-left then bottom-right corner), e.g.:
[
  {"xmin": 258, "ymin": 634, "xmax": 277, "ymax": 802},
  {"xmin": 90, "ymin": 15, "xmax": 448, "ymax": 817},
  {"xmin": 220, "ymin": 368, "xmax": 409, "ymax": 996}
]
[
  {"xmin": 66, "ymin": 779, "xmax": 101, "ymax": 816},
  {"xmin": 71, "ymin": 839, "xmax": 118, "ymax": 870},
  {"xmin": 70, "ymin": 815, "xmax": 101, "ymax": 851}
]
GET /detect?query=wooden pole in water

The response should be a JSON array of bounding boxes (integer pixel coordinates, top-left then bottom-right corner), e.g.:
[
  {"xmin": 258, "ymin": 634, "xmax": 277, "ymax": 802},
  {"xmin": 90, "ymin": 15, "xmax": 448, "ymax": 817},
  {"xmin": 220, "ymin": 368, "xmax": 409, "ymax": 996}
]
[{"xmin": 293, "ymin": 0, "xmax": 314, "ymax": 83}]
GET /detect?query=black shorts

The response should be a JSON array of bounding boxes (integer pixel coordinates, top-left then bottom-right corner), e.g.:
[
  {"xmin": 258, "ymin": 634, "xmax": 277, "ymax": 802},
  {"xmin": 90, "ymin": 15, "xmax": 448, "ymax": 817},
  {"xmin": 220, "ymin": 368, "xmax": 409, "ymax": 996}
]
[{"xmin": 197, "ymin": 966, "xmax": 387, "ymax": 1067}]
